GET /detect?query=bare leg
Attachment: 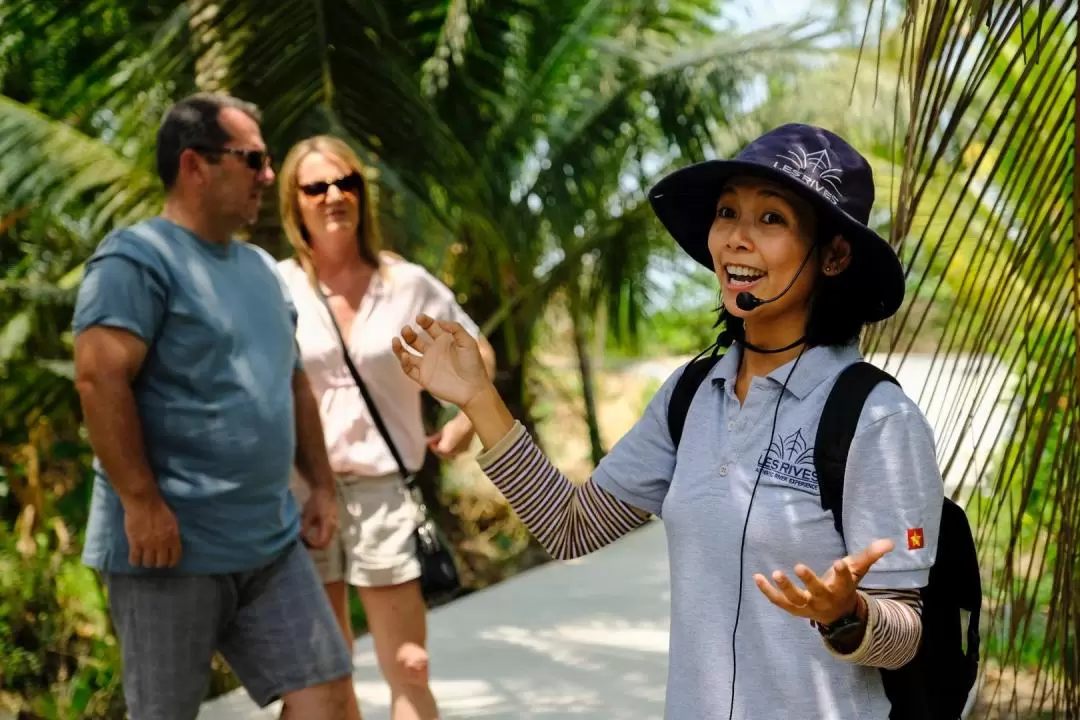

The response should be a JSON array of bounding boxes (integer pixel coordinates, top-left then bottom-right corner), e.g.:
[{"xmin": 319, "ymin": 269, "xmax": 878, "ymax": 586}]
[
  {"xmin": 325, "ymin": 579, "xmax": 355, "ymax": 649},
  {"xmin": 358, "ymin": 580, "xmax": 438, "ymax": 720},
  {"xmin": 280, "ymin": 675, "xmax": 362, "ymax": 720}
]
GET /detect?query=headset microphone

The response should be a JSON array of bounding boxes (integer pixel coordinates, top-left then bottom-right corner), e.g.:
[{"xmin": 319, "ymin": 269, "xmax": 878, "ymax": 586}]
[
  {"xmin": 734, "ymin": 290, "xmax": 765, "ymax": 312},
  {"xmin": 734, "ymin": 246, "xmax": 817, "ymax": 312}
]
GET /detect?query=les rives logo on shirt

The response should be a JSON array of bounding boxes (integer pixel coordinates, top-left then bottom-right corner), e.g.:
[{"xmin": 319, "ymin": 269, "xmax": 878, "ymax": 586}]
[{"xmin": 756, "ymin": 428, "xmax": 819, "ymax": 493}]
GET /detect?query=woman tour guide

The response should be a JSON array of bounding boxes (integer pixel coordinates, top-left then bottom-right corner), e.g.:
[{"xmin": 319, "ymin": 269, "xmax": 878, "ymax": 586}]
[{"xmin": 391, "ymin": 124, "xmax": 943, "ymax": 719}]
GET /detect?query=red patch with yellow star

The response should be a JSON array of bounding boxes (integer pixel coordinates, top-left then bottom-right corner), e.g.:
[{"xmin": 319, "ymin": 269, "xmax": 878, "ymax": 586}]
[{"xmin": 906, "ymin": 527, "xmax": 925, "ymax": 550}]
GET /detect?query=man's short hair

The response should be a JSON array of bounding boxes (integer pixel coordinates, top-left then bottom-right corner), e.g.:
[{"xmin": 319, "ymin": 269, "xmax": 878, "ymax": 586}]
[{"xmin": 156, "ymin": 93, "xmax": 262, "ymax": 190}]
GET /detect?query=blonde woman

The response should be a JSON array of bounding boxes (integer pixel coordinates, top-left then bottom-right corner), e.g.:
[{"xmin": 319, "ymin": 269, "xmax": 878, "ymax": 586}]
[{"xmin": 276, "ymin": 135, "xmax": 496, "ymax": 720}]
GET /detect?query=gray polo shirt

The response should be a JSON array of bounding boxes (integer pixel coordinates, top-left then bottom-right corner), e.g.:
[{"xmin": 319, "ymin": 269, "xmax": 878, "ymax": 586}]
[{"xmin": 593, "ymin": 342, "xmax": 943, "ymax": 720}]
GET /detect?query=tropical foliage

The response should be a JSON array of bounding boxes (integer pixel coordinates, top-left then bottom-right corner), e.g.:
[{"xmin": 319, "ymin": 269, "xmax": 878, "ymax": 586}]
[
  {"xmin": 861, "ymin": 0, "xmax": 1079, "ymax": 715},
  {"xmin": 0, "ymin": 1, "xmax": 843, "ymax": 716},
  {"xmin": 3, "ymin": 0, "xmax": 1078, "ymax": 717}
]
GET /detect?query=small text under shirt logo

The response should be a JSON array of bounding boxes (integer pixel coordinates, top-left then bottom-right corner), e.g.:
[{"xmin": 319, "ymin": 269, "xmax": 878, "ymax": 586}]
[{"xmin": 756, "ymin": 428, "xmax": 819, "ymax": 493}]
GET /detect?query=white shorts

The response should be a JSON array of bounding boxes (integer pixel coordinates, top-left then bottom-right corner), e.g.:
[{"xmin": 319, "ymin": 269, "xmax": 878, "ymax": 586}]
[{"xmin": 292, "ymin": 472, "xmax": 422, "ymax": 588}]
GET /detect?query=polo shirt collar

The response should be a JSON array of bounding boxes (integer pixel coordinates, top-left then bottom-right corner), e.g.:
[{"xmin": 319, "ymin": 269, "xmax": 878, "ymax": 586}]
[{"xmin": 709, "ymin": 341, "xmax": 862, "ymax": 400}]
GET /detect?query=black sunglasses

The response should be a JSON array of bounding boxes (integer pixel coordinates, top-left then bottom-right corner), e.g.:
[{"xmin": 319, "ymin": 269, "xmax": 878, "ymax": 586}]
[
  {"xmin": 191, "ymin": 145, "xmax": 271, "ymax": 171},
  {"xmin": 299, "ymin": 172, "xmax": 364, "ymax": 197}
]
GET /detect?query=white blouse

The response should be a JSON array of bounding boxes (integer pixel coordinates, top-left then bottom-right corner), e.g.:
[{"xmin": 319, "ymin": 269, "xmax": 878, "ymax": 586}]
[{"xmin": 278, "ymin": 254, "xmax": 481, "ymax": 478}]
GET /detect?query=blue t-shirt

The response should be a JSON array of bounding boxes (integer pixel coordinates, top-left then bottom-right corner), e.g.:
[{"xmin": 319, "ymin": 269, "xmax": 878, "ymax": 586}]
[{"xmin": 73, "ymin": 217, "xmax": 302, "ymax": 575}]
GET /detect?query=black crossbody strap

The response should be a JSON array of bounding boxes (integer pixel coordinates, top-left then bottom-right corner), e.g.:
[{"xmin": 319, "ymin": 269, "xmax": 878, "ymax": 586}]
[{"xmin": 315, "ymin": 286, "xmax": 415, "ymax": 486}]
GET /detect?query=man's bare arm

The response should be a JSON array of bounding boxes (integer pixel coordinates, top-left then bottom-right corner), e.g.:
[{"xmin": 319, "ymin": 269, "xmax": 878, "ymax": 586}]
[
  {"xmin": 292, "ymin": 368, "xmax": 336, "ymax": 493},
  {"xmin": 292, "ymin": 368, "xmax": 339, "ymax": 549},
  {"xmin": 74, "ymin": 326, "xmax": 156, "ymax": 504},
  {"xmin": 74, "ymin": 325, "xmax": 180, "ymax": 567}
]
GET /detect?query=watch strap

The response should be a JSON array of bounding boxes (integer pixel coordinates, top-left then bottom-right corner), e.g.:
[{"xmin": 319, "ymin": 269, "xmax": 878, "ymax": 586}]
[{"xmin": 815, "ymin": 592, "xmax": 867, "ymax": 640}]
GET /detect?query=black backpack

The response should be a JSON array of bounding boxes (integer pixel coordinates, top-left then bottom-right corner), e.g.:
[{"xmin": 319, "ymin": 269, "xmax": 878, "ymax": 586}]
[{"xmin": 667, "ymin": 353, "xmax": 982, "ymax": 720}]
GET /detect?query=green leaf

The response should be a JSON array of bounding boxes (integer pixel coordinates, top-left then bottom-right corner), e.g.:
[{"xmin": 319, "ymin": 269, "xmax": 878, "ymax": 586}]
[
  {"xmin": 862, "ymin": 1, "xmax": 1080, "ymax": 712},
  {"xmin": 0, "ymin": 311, "xmax": 32, "ymax": 365}
]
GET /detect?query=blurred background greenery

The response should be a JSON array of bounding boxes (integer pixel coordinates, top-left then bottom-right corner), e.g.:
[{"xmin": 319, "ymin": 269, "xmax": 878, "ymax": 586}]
[{"xmin": 1, "ymin": 0, "xmax": 1076, "ymax": 717}]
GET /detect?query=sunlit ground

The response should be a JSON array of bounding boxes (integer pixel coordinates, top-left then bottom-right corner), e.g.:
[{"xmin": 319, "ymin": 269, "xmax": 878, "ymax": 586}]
[{"xmin": 199, "ymin": 522, "xmax": 672, "ymax": 719}]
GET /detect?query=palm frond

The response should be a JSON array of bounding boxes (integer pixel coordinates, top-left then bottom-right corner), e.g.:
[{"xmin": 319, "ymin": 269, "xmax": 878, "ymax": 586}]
[
  {"xmin": 417, "ymin": 0, "xmax": 474, "ymax": 97},
  {"xmin": 483, "ymin": 0, "xmax": 616, "ymax": 166},
  {"xmin": 0, "ymin": 263, "xmax": 85, "ymax": 373},
  {"xmin": 866, "ymin": 1, "xmax": 1079, "ymax": 714},
  {"xmin": 1, "ymin": 1, "xmax": 857, "ymax": 426},
  {"xmin": 190, "ymin": 0, "xmax": 494, "ymax": 209},
  {"xmin": 0, "ymin": 96, "xmax": 160, "ymax": 234},
  {"xmin": 527, "ymin": 14, "xmax": 835, "ymax": 203},
  {"xmin": 475, "ymin": 198, "xmax": 658, "ymax": 337}
]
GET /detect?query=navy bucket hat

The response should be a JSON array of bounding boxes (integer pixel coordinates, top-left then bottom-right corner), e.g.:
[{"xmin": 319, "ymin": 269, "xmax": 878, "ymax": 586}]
[{"xmin": 647, "ymin": 123, "xmax": 905, "ymax": 323}]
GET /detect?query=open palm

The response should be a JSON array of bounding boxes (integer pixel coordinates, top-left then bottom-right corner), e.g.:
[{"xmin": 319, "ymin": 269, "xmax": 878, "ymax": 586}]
[
  {"xmin": 392, "ymin": 314, "xmax": 490, "ymax": 407},
  {"xmin": 753, "ymin": 538, "xmax": 895, "ymax": 625}
]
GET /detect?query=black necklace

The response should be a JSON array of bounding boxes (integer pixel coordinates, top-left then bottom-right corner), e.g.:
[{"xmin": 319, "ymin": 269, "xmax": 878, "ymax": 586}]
[{"xmin": 741, "ymin": 336, "xmax": 807, "ymax": 354}]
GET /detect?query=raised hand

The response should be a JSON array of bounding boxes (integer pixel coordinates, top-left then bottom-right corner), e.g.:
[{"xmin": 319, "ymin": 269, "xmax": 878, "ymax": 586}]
[
  {"xmin": 392, "ymin": 314, "xmax": 491, "ymax": 408},
  {"xmin": 753, "ymin": 538, "xmax": 894, "ymax": 625}
]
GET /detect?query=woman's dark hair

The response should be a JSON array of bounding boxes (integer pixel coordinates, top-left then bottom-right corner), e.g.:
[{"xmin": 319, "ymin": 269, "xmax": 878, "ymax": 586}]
[{"xmin": 713, "ymin": 222, "xmax": 868, "ymax": 348}]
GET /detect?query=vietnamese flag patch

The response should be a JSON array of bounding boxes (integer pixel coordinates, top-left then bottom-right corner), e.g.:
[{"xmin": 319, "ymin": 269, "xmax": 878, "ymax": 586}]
[{"xmin": 906, "ymin": 527, "xmax": 925, "ymax": 550}]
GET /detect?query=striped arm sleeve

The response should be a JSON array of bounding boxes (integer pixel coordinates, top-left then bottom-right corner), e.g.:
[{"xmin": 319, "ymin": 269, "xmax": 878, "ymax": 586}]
[
  {"xmin": 476, "ymin": 421, "xmax": 651, "ymax": 560},
  {"xmin": 825, "ymin": 588, "xmax": 923, "ymax": 669}
]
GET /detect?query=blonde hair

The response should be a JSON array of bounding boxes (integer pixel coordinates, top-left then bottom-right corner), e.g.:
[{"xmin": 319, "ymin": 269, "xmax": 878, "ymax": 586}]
[{"xmin": 278, "ymin": 135, "xmax": 391, "ymax": 287}]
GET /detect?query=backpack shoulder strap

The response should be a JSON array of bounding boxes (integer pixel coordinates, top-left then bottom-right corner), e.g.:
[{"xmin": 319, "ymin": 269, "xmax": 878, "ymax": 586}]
[
  {"xmin": 667, "ymin": 349, "xmax": 723, "ymax": 449},
  {"xmin": 815, "ymin": 361, "xmax": 900, "ymax": 537}
]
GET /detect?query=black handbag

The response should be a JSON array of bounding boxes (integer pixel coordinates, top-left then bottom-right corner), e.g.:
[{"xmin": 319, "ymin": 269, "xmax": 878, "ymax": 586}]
[{"xmin": 316, "ymin": 288, "xmax": 462, "ymax": 603}]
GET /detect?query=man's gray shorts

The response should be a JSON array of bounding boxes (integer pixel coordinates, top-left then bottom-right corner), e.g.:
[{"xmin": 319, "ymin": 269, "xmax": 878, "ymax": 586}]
[{"xmin": 105, "ymin": 540, "xmax": 352, "ymax": 720}]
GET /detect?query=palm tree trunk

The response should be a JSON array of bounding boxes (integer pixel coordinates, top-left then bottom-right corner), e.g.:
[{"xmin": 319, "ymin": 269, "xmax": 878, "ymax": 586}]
[
  {"xmin": 459, "ymin": 268, "xmax": 537, "ymax": 434},
  {"xmin": 570, "ymin": 287, "xmax": 605, "ymax": 467}
]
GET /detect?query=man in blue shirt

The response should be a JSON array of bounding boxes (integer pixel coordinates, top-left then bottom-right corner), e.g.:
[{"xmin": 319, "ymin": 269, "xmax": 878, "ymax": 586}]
[{"xmin": 72, "ymin": 93, "xmax": 361, "ymax": 720}]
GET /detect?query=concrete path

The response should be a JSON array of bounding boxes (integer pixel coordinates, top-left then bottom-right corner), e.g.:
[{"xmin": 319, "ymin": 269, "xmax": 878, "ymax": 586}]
[{"xmin": 199, "ymin": 522, "xmax": 672, "ymax": 719}]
